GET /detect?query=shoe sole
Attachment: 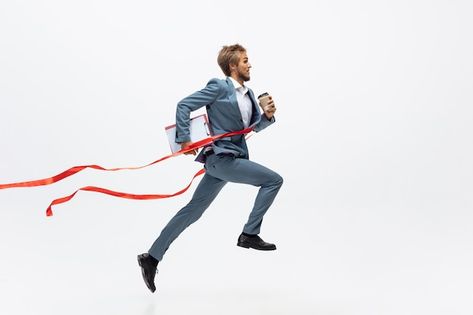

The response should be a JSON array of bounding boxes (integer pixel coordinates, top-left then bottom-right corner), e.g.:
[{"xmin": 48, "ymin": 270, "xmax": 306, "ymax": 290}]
[
  {"xmin": 237, "ymin": 242, "xmax": 276, "ymax": 251},
  {"xmin": 137, "ymin": 255, "xmax": 156, "ymax": 293}
]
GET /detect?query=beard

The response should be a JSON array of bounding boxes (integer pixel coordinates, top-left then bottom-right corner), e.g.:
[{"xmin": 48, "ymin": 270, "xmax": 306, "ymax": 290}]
[{"xmin": 238, "ymin": 69, "xmax": 251, "ymax": 82}]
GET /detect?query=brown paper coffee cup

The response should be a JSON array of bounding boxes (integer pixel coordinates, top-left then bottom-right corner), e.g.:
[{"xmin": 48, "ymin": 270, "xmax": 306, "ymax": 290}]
[{"xmin": 258, "ymin": 92, "xmax": 270, "ymax": 109}]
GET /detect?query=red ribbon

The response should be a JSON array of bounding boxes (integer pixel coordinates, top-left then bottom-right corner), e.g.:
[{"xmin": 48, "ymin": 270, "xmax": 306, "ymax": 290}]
[
  {"xmin": 44, "ymin": 168, "xmax": 206, "ymax": 217},
  {"xmin": 0, "ymin": 127, "xmax": 253, "ymax": 216}
]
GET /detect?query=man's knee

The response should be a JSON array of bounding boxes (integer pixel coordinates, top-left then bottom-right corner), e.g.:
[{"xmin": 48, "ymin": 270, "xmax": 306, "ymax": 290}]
[{"xmin": 271, "ymin": 173, "xmax": 284, "ymax": 187}]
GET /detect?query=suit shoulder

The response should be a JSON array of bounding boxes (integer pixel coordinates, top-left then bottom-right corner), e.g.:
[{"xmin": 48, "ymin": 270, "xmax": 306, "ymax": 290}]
[
  {"xmin": 202, "ymin": 78, "xmax": 227, "ymax": 97},
  {"xmin": 206, "ymin": 77, "xmax": 227, "ymax": 87}
]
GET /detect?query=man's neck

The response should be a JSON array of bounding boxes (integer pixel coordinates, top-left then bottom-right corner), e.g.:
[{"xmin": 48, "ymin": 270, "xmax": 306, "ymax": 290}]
[{"xmin": 230, "ymin": 74, "xmax": 244, "ymax": 87}]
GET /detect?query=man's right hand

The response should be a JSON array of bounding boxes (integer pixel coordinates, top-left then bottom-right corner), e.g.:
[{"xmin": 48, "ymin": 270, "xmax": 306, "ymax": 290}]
[{"xmin": 181, "ymin": 141, "xmax": 198, "ymax": 155}]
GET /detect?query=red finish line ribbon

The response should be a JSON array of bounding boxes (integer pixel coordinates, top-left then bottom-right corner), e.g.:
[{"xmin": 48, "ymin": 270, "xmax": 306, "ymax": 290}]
[
  {"xmin": 0, "ymin": 127, "xmax": 254, "ymax": 216},
  {"xmin": 45, "ymin": 168, "xmax": 206, "ymax": 217}
]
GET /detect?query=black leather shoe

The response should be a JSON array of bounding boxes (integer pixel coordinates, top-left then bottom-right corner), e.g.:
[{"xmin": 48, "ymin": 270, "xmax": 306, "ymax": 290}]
[
  {"xmin": 237, "ymin": 234, "xmax": 277, "ymax": 251},
  {"xmin": 137, "ymin": 253, "xmax": 158, "ymax": 293}
]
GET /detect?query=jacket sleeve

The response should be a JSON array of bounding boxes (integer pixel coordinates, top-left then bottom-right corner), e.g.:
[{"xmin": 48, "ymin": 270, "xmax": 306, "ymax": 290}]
[
  {"xmin": 252, "ymin": 113, "xmax": 275, "ymax": 132},
  {"xmin": 175, "ymin": 78, "xmax": 222, "ymax": 143}
]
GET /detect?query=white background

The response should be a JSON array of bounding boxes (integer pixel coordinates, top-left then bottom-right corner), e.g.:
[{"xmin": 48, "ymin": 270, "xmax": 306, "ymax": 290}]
[{"xmin": 1, "ymin": 1, "xmax": 472, "ymax": 314}]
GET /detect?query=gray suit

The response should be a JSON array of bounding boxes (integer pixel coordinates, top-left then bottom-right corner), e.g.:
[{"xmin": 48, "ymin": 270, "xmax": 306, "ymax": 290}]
[{"xmin": 149, "ymin": 78, "xmax": 283, "ymax": 261}]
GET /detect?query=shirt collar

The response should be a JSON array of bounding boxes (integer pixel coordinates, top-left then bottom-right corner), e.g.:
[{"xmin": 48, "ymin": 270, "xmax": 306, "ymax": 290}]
[{"xmin": 228, "ymin": 77, "xmax": 248, "ymax": 94}]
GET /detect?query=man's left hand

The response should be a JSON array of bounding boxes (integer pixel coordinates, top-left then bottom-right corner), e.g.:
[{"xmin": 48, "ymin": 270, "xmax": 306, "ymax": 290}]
[{"xmin": 262, "ymin": 97, "xmax": 277, "ymax": 120}]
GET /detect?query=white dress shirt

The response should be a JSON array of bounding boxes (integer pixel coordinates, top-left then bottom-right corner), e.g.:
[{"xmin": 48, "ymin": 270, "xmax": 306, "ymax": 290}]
[{"xmin": 229, "ymin": 77, "xmax": 252, "ymax": 128}]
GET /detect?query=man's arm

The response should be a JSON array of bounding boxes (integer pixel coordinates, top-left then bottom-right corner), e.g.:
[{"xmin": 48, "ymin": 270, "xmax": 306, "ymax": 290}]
[
  {"xmin": 253, "ymin": 96, "xmax": 277, "ymax": 132},
  {"xmin": 175, "ymin": 79, "xmax": 222, "ymax": 154}
]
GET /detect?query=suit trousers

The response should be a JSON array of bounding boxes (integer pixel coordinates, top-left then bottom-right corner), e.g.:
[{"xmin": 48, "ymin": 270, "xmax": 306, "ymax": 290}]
[{"xmin": 148, "ymin": 153, "xmax": 283, "ymax": 261}]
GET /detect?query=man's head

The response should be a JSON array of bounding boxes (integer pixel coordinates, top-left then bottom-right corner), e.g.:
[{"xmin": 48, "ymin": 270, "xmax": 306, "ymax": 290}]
[{"xmin": 217, "ymin": 44, "xmax": 251, "ymax": 83}]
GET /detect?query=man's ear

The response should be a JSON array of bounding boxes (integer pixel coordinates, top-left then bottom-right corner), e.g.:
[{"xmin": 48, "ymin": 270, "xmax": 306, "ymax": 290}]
[{"xmin": 229, "ymin": 62, "xmax": 237, "ymax": 74}]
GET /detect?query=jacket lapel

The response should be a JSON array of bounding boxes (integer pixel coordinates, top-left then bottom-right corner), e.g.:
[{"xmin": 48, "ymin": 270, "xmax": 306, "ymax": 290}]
[
  {"xmin": 248, "ymin": 88, "xmax": 262, "ymax": 126},
  {"xmin": 226, "ymin": 77, "xmax": 245, "ymax": 124}
]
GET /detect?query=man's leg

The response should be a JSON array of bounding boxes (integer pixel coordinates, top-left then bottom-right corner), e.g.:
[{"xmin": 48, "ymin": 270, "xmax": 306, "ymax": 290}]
[
  {"xmin": 148, "ymin": 173, "xmax": 226, "ymax": 261},
  {"xmin": 206, "ymin": 155, "xmax": 283, "ymax": 236}
]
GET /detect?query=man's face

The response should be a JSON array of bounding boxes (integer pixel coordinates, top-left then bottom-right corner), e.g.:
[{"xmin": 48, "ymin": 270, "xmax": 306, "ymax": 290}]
[{"xmin": 232, "ymin": 51, "xmax": 251, "ymax": 82}]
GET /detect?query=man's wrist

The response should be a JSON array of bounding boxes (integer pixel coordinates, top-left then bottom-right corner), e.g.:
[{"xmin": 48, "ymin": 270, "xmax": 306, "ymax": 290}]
[{"xmin": 264, "ymin": 113, "xmax": 274, "ymax": 121}]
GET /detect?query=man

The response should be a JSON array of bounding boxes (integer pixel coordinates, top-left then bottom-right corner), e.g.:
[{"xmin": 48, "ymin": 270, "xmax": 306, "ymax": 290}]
[{"xmin": 137, "ymin": 44, "xmax": 283, "ymax": 293}]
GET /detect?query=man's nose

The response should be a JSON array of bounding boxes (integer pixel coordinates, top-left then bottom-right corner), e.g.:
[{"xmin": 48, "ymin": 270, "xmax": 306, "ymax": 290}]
[{"xmin": 248, "ymin": 63, "xmax": 252, "ymax": 68}]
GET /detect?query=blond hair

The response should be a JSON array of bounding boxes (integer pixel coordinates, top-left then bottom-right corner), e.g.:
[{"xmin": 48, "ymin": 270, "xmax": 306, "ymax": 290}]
[{"xmin": 217, "ymin": 44, "xmax": 246, "ymax": 76}]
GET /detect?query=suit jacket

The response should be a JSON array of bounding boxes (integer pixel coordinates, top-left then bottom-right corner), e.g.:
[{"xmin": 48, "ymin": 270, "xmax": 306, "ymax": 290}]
[{"xmin": 175, "ymin": 77, "xmax": 275, "ymax": 163}]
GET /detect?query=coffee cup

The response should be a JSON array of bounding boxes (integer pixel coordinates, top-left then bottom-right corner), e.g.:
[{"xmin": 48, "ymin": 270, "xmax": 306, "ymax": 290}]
[{"xmin": 258, "ymin": 92, "xmax": 271, "ymax": 109}]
